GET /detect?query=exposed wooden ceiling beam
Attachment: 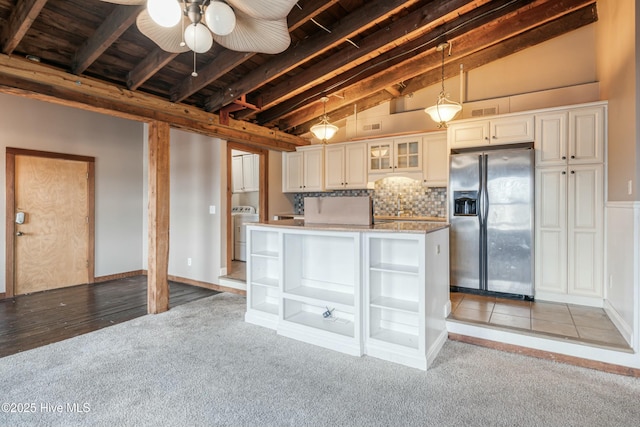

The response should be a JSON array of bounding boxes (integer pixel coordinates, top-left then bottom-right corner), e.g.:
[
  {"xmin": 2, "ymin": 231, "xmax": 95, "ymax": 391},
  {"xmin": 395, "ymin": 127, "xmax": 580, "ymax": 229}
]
[
  {"xmin": 127, "ymin": 48, "xmax": 178, "ymax": 91},
  {"xmin": 0, "ymin": 54, "xmax": 307, "ymax": 151},
  {"xmin": 292, "ymin": 3, "xmax": 598, "ymax": 135},
  {"xmin": 72, "ymin": 4, "xmax": 143, "ymax": 75},
  {"xmin": 257, "ymin": 0, "xmax": 528, "ymax": 126},
  {"xmin": 235, "ymin": 0, "xmax": 488, "ymax": 121},
  {"xmin": 204, "ymin": 0, "xmax": 423, "ymax": 112},
  {"xmin": 168, "ymin": 0, "xmax": 339, "ymax": 103},
  {"xmin": 280, "ymin": 0, "xmax": 596, "ymax": 131},
  {"xmin": 0, "ymin": 0, "xmax": 48, "ymax": 55}
]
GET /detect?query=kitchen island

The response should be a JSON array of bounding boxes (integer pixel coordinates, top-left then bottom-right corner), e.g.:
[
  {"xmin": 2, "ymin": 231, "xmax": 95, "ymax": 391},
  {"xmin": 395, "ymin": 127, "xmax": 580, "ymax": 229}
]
[{"xmin": 245, "ymin": 219, "xmax": 450, "ymax": 370}]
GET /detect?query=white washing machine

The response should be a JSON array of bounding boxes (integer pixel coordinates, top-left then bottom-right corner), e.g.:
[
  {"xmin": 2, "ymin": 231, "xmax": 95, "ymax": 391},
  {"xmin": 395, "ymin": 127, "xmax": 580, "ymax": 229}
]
[{"xmin": 232, "ymin": 206, "xmax": 258, "ymax": 261}]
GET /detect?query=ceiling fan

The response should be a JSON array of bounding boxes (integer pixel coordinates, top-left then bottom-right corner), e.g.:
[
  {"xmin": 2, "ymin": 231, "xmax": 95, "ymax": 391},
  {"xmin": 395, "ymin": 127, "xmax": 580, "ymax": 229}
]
[{"xmin": 100, "ymin": 1, "xmax": 298, "ymax": 55}]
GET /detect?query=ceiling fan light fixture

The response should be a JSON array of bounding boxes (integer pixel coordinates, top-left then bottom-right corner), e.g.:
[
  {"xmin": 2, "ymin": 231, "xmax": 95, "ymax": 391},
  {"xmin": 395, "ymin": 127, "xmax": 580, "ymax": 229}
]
[
  {"xmin": 205, "ymin": 1, "xmax": 237, "ymax": 36},
  {"xmin": 310, "ymin": 97, "xmax": 339, "ymax": 142},
  {"xmin": 147, "ymin": 0, "xmax": 181, "ymax": 28},
  {"xmin": 185, "ymin": 23, "xmax": 213, "ymax": 53}
]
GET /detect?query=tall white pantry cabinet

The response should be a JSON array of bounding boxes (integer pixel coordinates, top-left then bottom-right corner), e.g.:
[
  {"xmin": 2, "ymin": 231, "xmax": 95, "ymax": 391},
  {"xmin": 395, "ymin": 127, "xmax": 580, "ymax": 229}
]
[{"xmin": 534, "ymin": 103, "xmax": 606, "ymax": 305}]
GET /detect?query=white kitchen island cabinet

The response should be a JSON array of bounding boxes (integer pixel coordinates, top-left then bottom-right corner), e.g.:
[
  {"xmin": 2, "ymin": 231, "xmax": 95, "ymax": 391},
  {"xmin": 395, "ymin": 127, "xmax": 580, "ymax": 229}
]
[{"xmin": 245, "ymin": 220, "xmax": 450, "ymax": 370}]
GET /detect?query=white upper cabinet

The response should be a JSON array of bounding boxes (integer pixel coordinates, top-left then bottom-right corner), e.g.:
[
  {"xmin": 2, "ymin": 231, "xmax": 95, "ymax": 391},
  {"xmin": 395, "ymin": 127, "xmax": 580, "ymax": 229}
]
[
  {"xmin": 535, "ymin": 105, "xmax": 605, "ymax": 166},
  {"xmin": 422, "ymin": 132, "xmax": 448, "ymax": 187},
  {"xmin": 232, "ymin": 154, "xmax": 259, "ymax": 193},
  {"xmin": 449, "ymin": 114, "xmax": 534, "ymax": 148},
  {"xmin": 368, "ymin": 137, "xmax": 422, "ymax": 174},
  {"xmin": 568, "ymin": 106, "xmax": 605, "ymax": 164},
  {"xmin": 282, "ymin": 146, "xmax": 324, "ymax": 192},
  {"xmin": 325, "ymin": 142, "xmax": 368, "ymax": 190}
]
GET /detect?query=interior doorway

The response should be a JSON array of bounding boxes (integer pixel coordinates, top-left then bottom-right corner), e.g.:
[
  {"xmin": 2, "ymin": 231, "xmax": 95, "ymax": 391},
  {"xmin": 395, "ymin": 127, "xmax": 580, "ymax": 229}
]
[
  {"xmin": 5, "ymin": 148, "xmax": 95, "ymax": 298},
  {"xmin": 225, "ymin": 142, "xmax": 268, "ymax": 283}
]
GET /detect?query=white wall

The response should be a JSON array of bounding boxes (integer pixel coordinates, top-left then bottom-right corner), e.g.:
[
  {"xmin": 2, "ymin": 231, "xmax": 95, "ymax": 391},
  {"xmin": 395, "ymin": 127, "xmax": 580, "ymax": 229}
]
[
  {"xmin": 0, "ymin": 94, "xmax": 144, "ymax": 293},
  {"xmin": 141, "ymin": 126, "xmax": 226, "ymax": 284}
]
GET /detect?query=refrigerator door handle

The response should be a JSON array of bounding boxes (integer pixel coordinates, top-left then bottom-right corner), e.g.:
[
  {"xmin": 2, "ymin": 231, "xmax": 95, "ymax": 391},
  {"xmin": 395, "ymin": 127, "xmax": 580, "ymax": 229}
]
[
  {"xmin": 482, "ymin": 154, "xmax": 489, "ymax": 221},
  {"xmin": 477, "ymin": 154, "xmax": 485, "ymax": 226}
]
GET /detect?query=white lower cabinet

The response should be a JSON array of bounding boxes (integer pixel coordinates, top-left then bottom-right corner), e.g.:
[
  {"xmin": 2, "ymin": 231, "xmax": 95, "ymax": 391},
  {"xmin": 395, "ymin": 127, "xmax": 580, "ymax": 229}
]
[
  {"xmin": 535, "ymin": 164, "xmax": 604, "ymax": 304},
  {"xmin": 245, "ymin": 228, "xmax": 281, "ymax": 329},
  {"xmin": 245, "ymin": 224, "xmax": 449, "ymax": 370},
  {"xmin": 365, "ymin": 230, "xmax": 449, "ymax": 370}
]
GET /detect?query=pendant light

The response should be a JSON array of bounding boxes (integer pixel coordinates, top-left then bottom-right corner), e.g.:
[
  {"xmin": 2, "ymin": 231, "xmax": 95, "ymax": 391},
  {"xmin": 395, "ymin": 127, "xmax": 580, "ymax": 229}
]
[
  {"xmin": 424, "ymin": 42, "xmax": 462, "ymax": 128},
  {"xmin": 310, "ymin": 97, "xmax": 339, "ymax": 142}
]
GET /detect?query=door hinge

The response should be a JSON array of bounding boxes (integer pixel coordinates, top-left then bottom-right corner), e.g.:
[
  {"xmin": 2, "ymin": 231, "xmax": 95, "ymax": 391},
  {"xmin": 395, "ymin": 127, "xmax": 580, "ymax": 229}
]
[
  {"xmin": 86, "ymin": 173, "xmax": 89, "ymax": 179},
  {"xmin": 86, "ymin": 260, "xmax": 89, "ymax": 268},
  {"xmin": 86, "ymin": 216, "xmax": 89, "ymax": 223}
]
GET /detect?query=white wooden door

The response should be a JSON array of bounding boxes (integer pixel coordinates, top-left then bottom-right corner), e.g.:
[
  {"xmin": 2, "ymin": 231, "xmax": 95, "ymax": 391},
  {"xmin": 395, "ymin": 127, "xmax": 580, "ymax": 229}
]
[
  {"xmin": 231, "ymin": 155, "xmax": 244, "ymax": 192},
  {"xmin": 448, "ymin": 121, "xmax": 490, "ymax": 148},
  {"xmin": 14, "ymin": 155, "xmax": 90, "ymax": 295},
  {"xmin": 394, "ymin": 137, "xmax": 422, "ymax": 171},
  {"xmin": 567, "ymin": 163, "xmax": 604, "ymax": 297},
  {"xmin": 242, "ymin": 154, "xmax": 259, "ymax": 192},
  {"xmin": 282, "ymin": 151, "xmax": 303, "ymax": 192},
  {"xmin": 302, "ymin": 147, "xmax": 324, "ymax": 191},
  {"xmin": 568, "ymin": 106, "xmax": 605, "ymax": 164},
  {"xmin": 534, "ymin": 166, "xmax": 568, "ymax": 295},
  {"xmin": 534, "ymin": 112, "xmax": 568, "ymax": 166},
  {"xmin": 490, "ymin": 115, "xmax": 534, "ymax": 145},
  {"xmin": 344, "ymin": 143, "xmax": 367, "ymax": 189},
  {"xmin": 325, "ymin": 145, "xmax": 345, "ymax": 189},
  {"xmin": 422, "ymin": 133, "xmax": 448, "ymax": 186}
]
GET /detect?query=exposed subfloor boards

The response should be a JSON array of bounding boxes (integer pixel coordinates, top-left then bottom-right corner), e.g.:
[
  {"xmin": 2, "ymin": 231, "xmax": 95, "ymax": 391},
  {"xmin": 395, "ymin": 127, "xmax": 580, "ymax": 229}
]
[{"xmin": 0, "ymin": 276, "xmax": 218, "ymax": 358}]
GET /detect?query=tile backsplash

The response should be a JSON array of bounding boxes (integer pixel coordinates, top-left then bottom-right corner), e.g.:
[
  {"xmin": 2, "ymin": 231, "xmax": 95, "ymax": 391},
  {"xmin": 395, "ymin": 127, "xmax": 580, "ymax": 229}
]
[{"xmin": 293, "ymin": 177, "xmax": 447, "ymax": 218}]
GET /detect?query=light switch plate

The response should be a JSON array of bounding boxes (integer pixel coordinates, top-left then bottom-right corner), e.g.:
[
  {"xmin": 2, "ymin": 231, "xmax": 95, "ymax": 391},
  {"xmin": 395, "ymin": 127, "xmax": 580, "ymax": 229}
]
[{"xmin": 209, "ymin": 205, "xmax": 216, "ymax": 214}]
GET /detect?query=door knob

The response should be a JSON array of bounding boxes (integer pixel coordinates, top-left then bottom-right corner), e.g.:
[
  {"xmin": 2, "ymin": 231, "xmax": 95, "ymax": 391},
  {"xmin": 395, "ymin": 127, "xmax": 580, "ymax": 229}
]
[{"xmin": 16, "ymin": 231, "xmax": 24, "ymax": 236}]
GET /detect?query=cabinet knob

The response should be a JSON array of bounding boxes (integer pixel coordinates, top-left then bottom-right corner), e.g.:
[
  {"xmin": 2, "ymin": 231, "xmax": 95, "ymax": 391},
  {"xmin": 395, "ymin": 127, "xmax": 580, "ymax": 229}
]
[
  {"xmin": 571, "ymin": 170, "xmax": 575, "ymax": 174},
  {"xmin": 562, "ymin": 156, "xmax": 566, "ymax": 160},
  {"xmin": 571, "ymin": 155, "xmax": 575, "ymax": 159},
  {"xmin": 492, "ymin": 136, "xmax": 497, "ymax": 139},
  {"xmin": 562, "ymin": 171, "xmax": 566, "ymax": 175},
  {"xmin": 484, "ymin": 137, "xmax": 489, "ymax": 140}
]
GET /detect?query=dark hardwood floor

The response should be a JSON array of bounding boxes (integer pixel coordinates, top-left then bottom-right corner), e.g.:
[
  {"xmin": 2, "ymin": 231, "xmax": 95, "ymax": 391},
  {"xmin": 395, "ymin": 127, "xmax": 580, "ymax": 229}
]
[{"xmin": 0, "ymin": 276, "xmax": 218, "ymax": 358}]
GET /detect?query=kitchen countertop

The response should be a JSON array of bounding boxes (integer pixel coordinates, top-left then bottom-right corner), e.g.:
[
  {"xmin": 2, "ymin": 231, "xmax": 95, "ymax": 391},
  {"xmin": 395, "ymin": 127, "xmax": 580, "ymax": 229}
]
[{"xmin": 250, "ymin": 219, "xmax": 449, "ymax": 234}]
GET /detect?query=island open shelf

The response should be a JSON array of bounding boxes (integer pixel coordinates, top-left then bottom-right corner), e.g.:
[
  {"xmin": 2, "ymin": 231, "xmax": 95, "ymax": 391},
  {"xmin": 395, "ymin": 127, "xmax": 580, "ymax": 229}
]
[{"xmin": 245, "ymin": 221, "xmax": 449, "ymax": 370}]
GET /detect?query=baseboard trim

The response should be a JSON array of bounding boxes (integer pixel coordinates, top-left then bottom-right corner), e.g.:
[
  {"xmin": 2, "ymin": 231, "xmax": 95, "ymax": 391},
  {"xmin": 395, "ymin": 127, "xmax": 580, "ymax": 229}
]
[
  {"xmin": 168, "ymin": 275, "xmax": 246, "ymax": 296},
  {"xmin": 93, "ymin": 270, "xmax": 146, "ymax": 283},
  {"xmin": 448, "ymin": 333, "xmax": 640, "ymax": 378},
  {"xmin": 603, "ymin": 299, "xmax": 633, "ymax": 346}
]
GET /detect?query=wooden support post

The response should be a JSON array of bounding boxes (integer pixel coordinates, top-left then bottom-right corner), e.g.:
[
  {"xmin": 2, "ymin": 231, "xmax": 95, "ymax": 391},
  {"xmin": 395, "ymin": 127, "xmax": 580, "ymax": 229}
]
[{"xmin": 147, "ymin": 121, "xmax": 170, "ymax": 314}]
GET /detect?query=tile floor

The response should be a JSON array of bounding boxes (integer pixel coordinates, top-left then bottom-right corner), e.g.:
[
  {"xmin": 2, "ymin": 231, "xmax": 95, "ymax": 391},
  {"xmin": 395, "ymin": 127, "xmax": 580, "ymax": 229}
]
[{"xmin": 449, "ymin": 292, "xmax": 631, "ymax": 351}]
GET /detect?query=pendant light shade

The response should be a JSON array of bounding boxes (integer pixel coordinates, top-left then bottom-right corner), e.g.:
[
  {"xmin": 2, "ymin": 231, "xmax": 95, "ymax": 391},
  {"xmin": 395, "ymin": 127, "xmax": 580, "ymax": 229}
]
[
  {"xmin": 147, "ymin": 0, "xmax": 181, "ymax": 28},
  {"xmin": 425, "ymin": 42, "xmax": 462, "ymax": 128},
  {"xmin": 310, "ymin": 97, "xmax": 339, "ymax": 142},
  {"xmin": 205, "ymin": 1, "xmax": 237, "ymax": 36},
  {"xmin": 185, "ymin": 23, "xmax": 213, "ymax": 54}
]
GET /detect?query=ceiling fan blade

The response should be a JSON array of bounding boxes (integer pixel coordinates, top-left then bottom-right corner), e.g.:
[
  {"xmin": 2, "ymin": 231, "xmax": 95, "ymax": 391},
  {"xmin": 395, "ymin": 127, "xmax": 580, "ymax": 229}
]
[
  {"xmin": 226, "ymin": 0, "xmax": 299, "ymax": 20},
  {"xmin": 97, "ymin": 0, "xmax": 145, "ymax": 5},
  {"xmin": 137, "ymin": 10, "xmax": 190, "ymax": 53},
  {"xmin": 213, "ymin": 11, "xmax": 290, "ymax": 54}
]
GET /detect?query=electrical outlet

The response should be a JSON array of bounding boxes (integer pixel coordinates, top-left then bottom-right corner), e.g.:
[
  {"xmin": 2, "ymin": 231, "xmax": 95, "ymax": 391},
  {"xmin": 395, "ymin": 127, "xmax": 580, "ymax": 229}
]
[
  {"xmin": 187, "ymin": 258, "xmax": 192, "ymax": 266},
  {"xmin": 209, "ymin": 205, "xmax": 216, "ymax": 214}
]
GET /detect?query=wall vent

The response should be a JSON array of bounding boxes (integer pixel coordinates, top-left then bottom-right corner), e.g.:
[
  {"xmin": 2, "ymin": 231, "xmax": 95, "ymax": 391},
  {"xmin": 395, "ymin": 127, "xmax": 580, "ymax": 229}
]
[
  {"xmin": 470, "ymin": 106, "xmax": 498, "ymax": 117},
  {"xmin": 362, "ymin": 122, "xmax": 381, "ymax": 131}
]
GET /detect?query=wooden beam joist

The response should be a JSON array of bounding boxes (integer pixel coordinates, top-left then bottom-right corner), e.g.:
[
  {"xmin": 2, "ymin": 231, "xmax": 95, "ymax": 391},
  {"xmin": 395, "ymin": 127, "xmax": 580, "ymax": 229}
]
[
  {"xmin": 238, "ymin": 0, "xmax": 486, "ymax": 122},
  {"xmin": 259, "ymin": 0, "xmax": 526, "ymax": 127},
  {"xmin": 204, "ymin": 0, "xmax": 423, "ymax": 112},
  {"xmin": 127, "ymin": 47, "xmax": 179, "ymax": 91},
  {"xmin": 281, "ymin": 0, "xmax": 596, "ymax": 132},
  {"xmin": 291, "ymin": 3, "xmax": 598, "ymax": 135},
  {"xmin": 169, "ymin": 0, "xmax": 339, "ymax": 103},
  {"xmin": 0, "ymin": 54, "xmax": 308, "ymax": 151},
  {"xmin": 0, "ymin": 0, "xmax": 48, "ymax": 55},
  {"xmin": 72, "ymin": 4, "xmax": 144, "ymax": 75}
]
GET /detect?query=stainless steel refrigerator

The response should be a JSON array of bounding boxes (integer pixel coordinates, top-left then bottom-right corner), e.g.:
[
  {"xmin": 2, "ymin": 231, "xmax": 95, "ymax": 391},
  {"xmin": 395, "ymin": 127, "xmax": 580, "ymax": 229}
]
[{"xmin": 449, "ymin": 144, "xmax": 534, "ymax": 298}]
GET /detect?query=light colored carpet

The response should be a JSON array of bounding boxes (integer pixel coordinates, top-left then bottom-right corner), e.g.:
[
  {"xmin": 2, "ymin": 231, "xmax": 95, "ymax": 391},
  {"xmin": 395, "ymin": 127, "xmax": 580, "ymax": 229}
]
[{"xmin": 0, "ymin": 292, "xmax": 638, "ymax": 427}]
